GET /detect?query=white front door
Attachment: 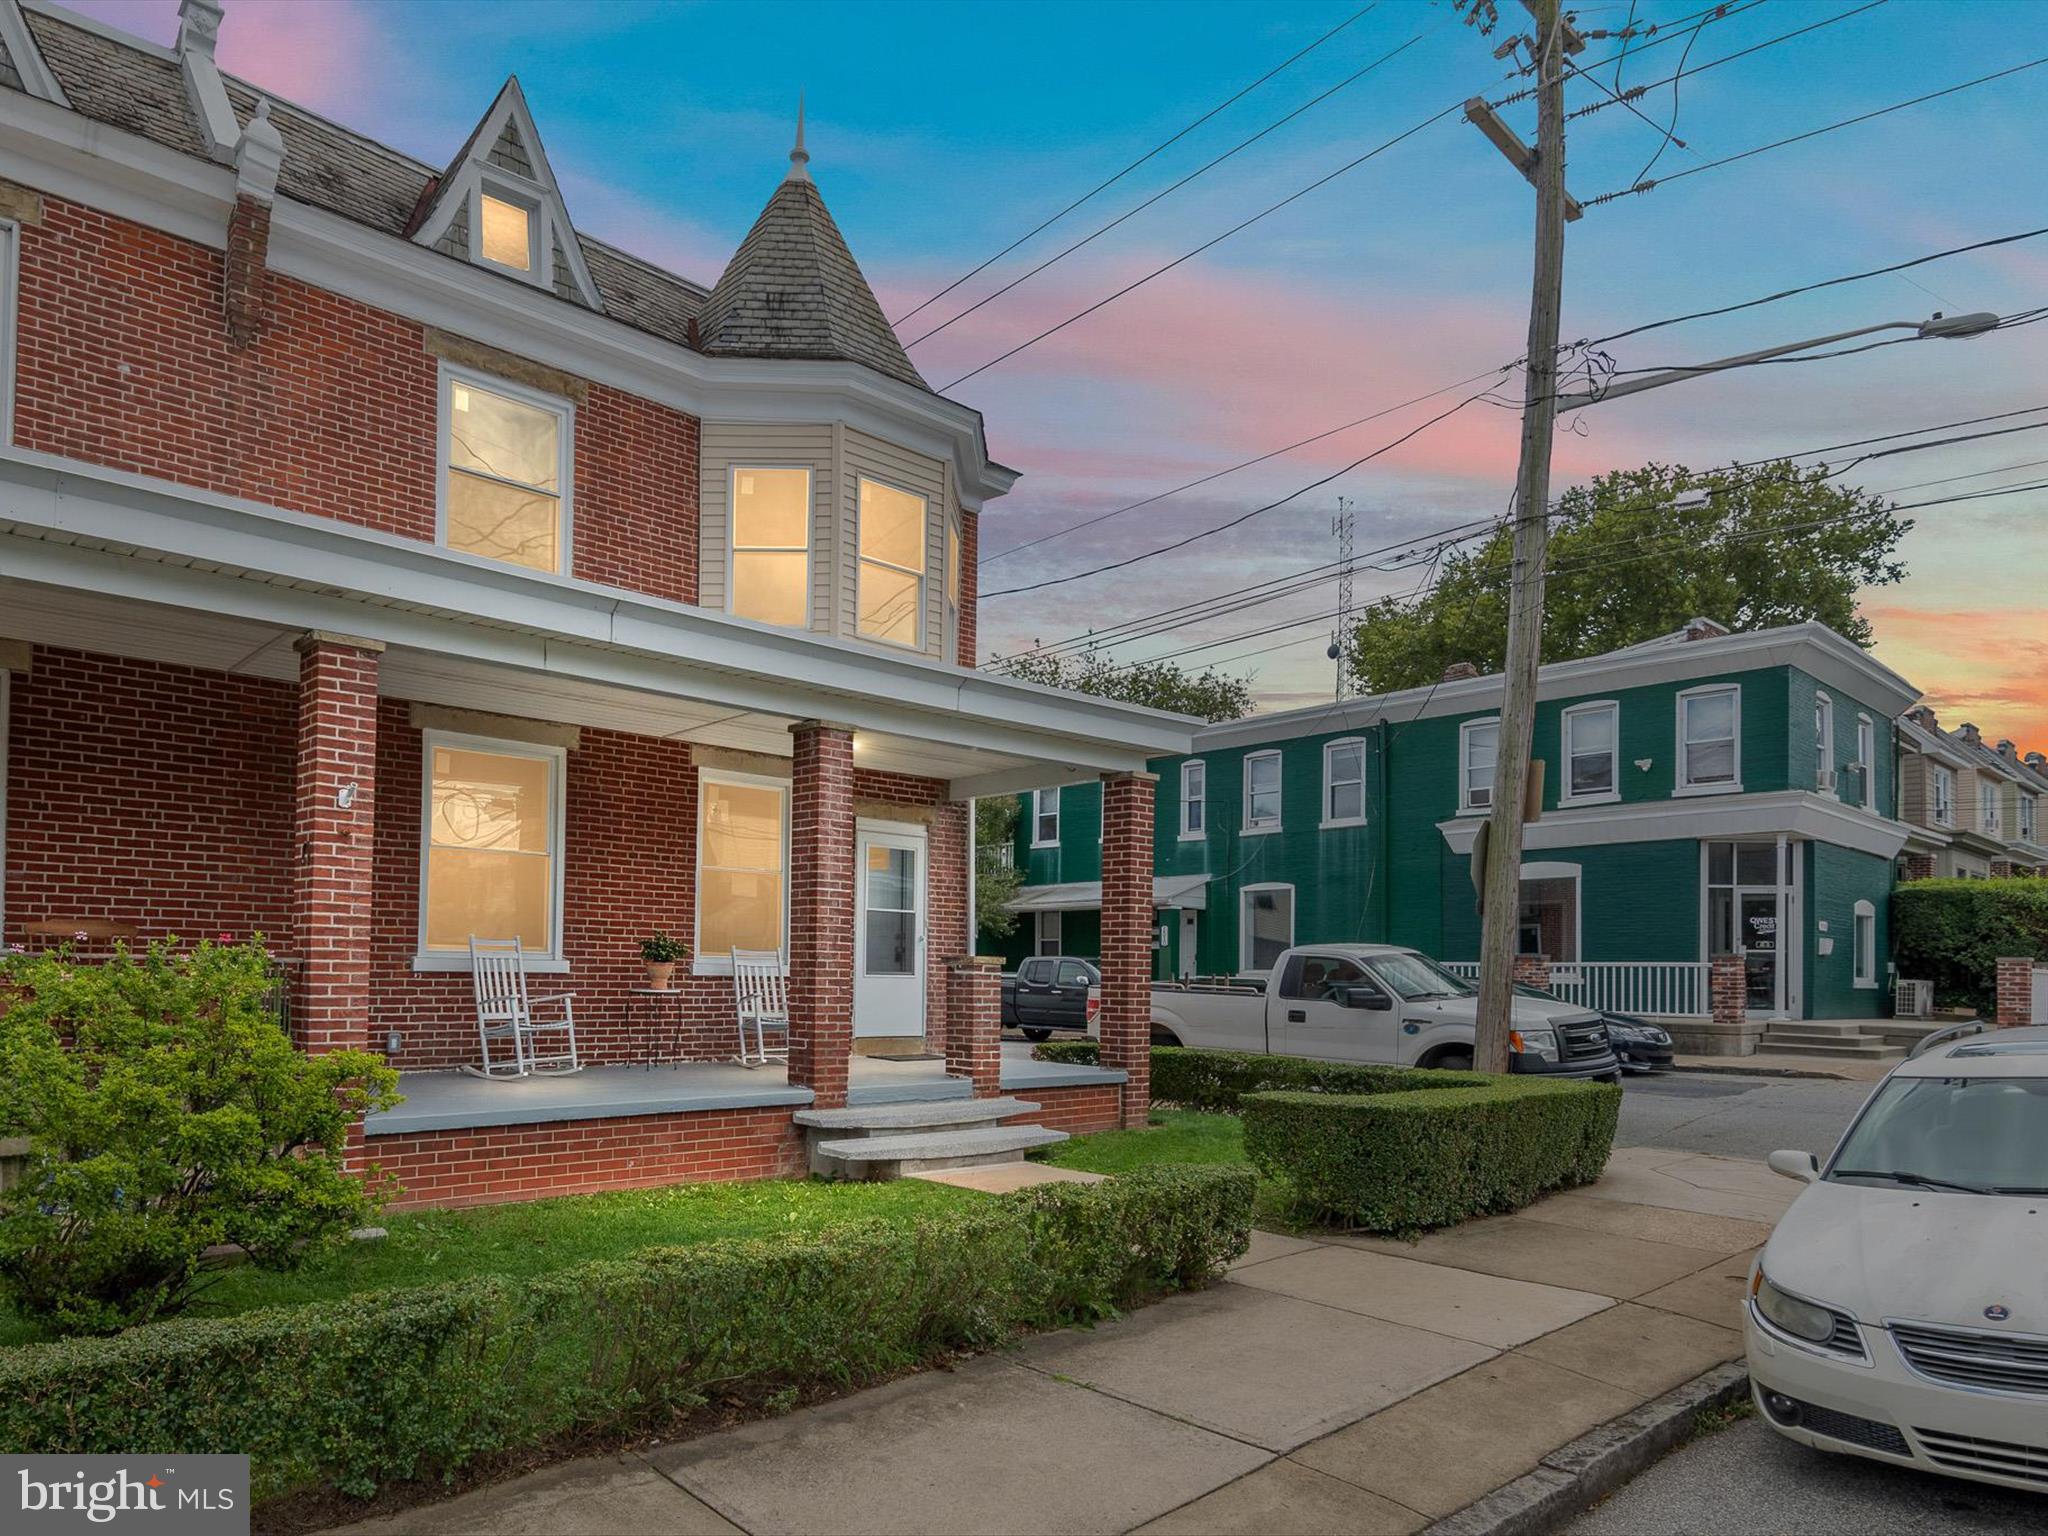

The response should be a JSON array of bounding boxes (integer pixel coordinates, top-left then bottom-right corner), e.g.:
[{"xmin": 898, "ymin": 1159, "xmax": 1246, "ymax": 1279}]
[{"xmin": 854, "ymin": 821, "xmax": 926, "ymax": 1038}]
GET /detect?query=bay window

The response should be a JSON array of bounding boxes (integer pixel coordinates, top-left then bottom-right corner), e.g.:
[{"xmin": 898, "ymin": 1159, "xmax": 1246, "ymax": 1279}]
[
  {"xmin": 857, "ymin": 477, "xmax": 927, "ymax": 647},
  {"xmin": 728, "ymin": 467, "xmax": 812, "ymax": 628},
  {"xmin": 441, "ymin": 369, "xmax": 570, "ymax": 574},
  {"xmin": 1460, "ymin": 718, "xmax": 1499, "ymax": 812},
  {"xmin": 1561, "ymin": 701, "xmax": 1618, "ymax": 804},
  {"xmin": 419, "ymin": 735, "xmax": 564, "ymax": 962},
  {"xmin": 697, "ymin": 774, "xmax": 788, "ymax": 966},
  {"xmin": 1678, "ymin": 685, "xmax": 1740, "ymax": 792}
]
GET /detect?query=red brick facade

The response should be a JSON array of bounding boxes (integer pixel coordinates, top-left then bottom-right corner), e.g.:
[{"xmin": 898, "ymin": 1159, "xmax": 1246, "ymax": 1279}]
[
  {"xmin": 1509, "ymin": 953, "xmax": 1552, "ymax": 991},
  {"xmin": 1996, "ymin": 956, "xmax": 2036, "ymax": 1029},
  {"xmin": 786, "ymin": 722, "xmax": 857, "ymax": 1107},
  {"xmin": 956, "ymin": 507, "xmax": 980, "ymax": 667},
  {"xmin": 291, "ymin": 635, "xmax": 382, "ymax": 1056},
  {"xmin": 1099, "ymin": 771, "xmax": 1157, "ymax": 1128},
  {"xmin": 1005, "ymin": 1083, "xmax": 1122, "ymax": 1137},
  {"xmin": 370, "ymin": 1106, "xmax": 807, "ymax": 1210},
  {"xmin": 1710, "ymin": 952, "xmax": 1747, "ymax": 1030}
]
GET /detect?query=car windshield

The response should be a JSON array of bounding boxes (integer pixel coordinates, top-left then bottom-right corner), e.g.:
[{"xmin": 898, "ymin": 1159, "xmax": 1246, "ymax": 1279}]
[
  {"xmin": 1367, "ymin": 953, "xmax": 1477, "ymax": 1001},
  {"xmin": 1829, "ymin": 1076, "xmax": 2048, "ymax": 1194}
]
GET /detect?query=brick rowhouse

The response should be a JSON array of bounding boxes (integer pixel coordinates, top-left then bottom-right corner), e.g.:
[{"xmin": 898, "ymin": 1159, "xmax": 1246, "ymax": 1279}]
[
  {"xmin": 786, "ymin": 721, "xmax": 856, "ymax": 1107},
  {"xmin": 1099, "ymin": 771, "xmax": 1157, "ymax": 1128}
]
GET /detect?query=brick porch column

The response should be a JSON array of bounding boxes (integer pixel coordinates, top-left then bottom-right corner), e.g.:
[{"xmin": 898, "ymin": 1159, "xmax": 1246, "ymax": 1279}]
[
  {"xmin": 946, "ymin": 957, "xmax": 1002, "ymax": 1098},
  {"xmin": 1100, "ymin": 771, "xmax": 1157, "ymax": 1128},
  {"xmin": 1709, "ymin": 953, "xmax": 1747, "ymax": 1037},
  {"xmin": 1897, "ymin": 852, "xmax": 1935, "ymax": 882},
  {"xmin": 290, "ymin": 632, "xmax": 382, "ymax": 1056},
  {"xmin": 1510, "ymin": 953, "xmax": 1551, "ymax": 991},
  {"xmin": 787, "ymin": 721, "xmax": 855, "ymax": 1108},
  {"xmin": 1995, "ymin": 956, "xmax": 2034, "ymax": 1028}
]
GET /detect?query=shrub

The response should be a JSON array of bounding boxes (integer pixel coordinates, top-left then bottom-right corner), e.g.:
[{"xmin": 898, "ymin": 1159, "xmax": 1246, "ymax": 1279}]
[
  {"xmin": 0, "ymin": 1164, "xmax": 1250, "ymax": 1503},
  {"xmin": 1893, "ymin": 878, "xmax": 2048, "ymax": 1012},
  {"xmin": 1242, "ymin": 1076, "xmax": 1620, "ymax": 1232},
  {"xmin": 1033, "ymin": 1041, "xmax": 1428, "ymax": 1112},
  {"xmin": 0, "ymin": 941, "xmax": 401, "ymax": 1335}
]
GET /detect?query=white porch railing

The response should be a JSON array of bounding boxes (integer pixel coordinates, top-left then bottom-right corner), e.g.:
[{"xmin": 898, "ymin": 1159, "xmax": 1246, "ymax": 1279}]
[{"xmin": 1441, "ymin": 960, "xmax": 1708, "ymax": 1018}]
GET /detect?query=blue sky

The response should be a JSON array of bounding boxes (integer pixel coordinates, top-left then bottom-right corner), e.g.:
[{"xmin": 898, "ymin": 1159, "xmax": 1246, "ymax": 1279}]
[{"xmin": 76, "ymin": 0, "xmax": 2048, "ymax": 741}]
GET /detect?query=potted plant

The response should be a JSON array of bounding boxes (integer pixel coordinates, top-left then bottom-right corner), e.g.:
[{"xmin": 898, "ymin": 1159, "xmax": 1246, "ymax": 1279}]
[{"xmin": 641, "ymin": 932, "xmax": 686, "ymax": 990}]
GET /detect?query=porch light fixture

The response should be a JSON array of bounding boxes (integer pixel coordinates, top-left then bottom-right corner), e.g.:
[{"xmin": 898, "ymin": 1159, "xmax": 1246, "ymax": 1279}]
[{"xmin": 337, "ymin": 781, "xmax": 358, "ymax": 809}]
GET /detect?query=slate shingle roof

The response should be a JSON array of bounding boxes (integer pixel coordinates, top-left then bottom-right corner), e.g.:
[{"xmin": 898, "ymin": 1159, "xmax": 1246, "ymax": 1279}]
[{"xmin": 698, "ymin": 173, "xmax": 926, "ymax": 389}]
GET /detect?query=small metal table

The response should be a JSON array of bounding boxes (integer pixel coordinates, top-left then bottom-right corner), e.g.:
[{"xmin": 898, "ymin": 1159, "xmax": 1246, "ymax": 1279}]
[{"xmin": 627, "ymin": 987, "xmax": 690, "ymax": 1069}]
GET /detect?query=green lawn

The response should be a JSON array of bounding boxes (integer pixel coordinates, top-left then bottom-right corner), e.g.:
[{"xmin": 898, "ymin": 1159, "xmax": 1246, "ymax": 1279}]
[
  {"xmin": 1040, "ymin": 1108, "xmax": 1295, "ymax": 1226},
  {"xmin": 0, "ymin": 1176, "xmax": 978, "ymax": 1349}
]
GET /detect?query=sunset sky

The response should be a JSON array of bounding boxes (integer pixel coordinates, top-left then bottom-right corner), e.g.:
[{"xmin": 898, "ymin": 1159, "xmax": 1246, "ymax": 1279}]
[{"xmin": 74, "ymin": 0, "xmax": 2048, "ymax": 749}]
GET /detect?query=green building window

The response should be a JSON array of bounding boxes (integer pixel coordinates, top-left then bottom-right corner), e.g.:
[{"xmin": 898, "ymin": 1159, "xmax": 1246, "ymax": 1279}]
[
  {"xmin": 1461, "ymin": 719, "xmax": 1499, "ymax": 812},
  {"xmin": 1323, "ymin": 739, "xmax": 1365, "ymax": 827},
  {"xmin": 1244, "ymin": 751, "xmax": 1282, "ymax": 832}
]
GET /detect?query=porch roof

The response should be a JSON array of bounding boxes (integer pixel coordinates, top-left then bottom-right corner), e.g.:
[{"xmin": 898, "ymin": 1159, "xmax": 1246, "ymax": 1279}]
[
  {"xmin": 0, "ymin": 448, "xmax": 1195, "ymax": 796},
  {"xmin": 1007, "ymin": 875, "xmax": 1211, "ymax": 913}
]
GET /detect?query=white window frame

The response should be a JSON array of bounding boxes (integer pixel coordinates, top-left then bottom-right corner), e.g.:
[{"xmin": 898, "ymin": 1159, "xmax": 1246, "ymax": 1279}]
[
  {"xmin": 693, "ymin": 768, "xmax": 792, "ymax": 977},
  {"xmin": 1931, "ymin": 763, "xmax": 1956, "ymax": 828},
  {"xmin": 435, "ymin": 362, "xmax": 575, "ymax": 576},
  {"xmin": 1035, "ymin": 909, "xmax": 1063, "ymax": 957},
  {"xmin": 2021, "ymin": 793, "xmax": 2038, "ymax": 843},
  {"xmin": 1242, "ymin": 750, "xmax": 1282, "ymax": 834},
  {"xmin": 1675, "ymin": 684, "xmax": 1742, "ymax": 796},
  {"xmin": 1855, "ymin": 714, "xmax": 1874, "ymax": 774},
  {"xmin": 1031, "ymin": 786, "xmax": 1061, "ymax": 848},
  {"xmin": 1814, "ymin": 691, "xmax": 1836, "ymax": 794},
  {"xmin": 1558, "ymin": 700, "xmax": 1620, "ymax": 808},
  {"xmin": 1321, "ymin": 737, "xmax": 1367, "ymax": 828},
  {"xmin": 1179, "ymin": 760, "xmax": 1207, "ymax": 841},
  {"xmin": 944, "ymin": 510, "xmax": 963, "ymax": 659},
  {"xmin": 1460, "ymin": 717, "xmax": 1500, "ymax": 813},
  {"xmin": 1852, "ymin": 899, "xmax": 1877, "ymax": 989},
  {"xmin": 855, "ymin": 474, "xmax": 929, "ymax": 650},
  {"xmin": 1980, "ymin": 779, "xmax": 2000, "ymax": 835},
  {"xmin": 413, "ymin": 730, "xmax": 569, "ymax": 972},
  {"xmin": 0, "ymin": 218, "xmax": 16, "ymax": 448},
  {"xmin": 725, "ymin": 464, "xmax": 812, "ymax": 629},
  {"xmin": 1238, "ymin": 882, "xmax": 1294, "ymax": 976},
  {"xmin": 473, "ymin": 179, "xmax": 543, "ymax": 282}
]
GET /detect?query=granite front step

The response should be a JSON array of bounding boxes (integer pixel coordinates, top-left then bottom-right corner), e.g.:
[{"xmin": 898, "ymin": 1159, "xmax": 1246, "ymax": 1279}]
[
  {"xmin": 811, "ymin": 1124, "xmax": 1068, "ymax": 1180},
  {"xmin": 792, "ymin": 1097, "xmax": 1041, "ymax": 1134},
  {"xmin": 1755, "ymin": 1038, "xmax": 1905, "ymax": 1059}
]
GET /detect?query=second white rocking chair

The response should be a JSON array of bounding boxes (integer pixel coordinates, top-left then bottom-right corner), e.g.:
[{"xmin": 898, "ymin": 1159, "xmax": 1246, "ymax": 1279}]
[
  {"xmin": 731, "ymin": 948, "xmax": 790, "ymax": 1069},
  {"xmin": 466, "ymin": 936, "xmax": 581, "ymax": 1078}
]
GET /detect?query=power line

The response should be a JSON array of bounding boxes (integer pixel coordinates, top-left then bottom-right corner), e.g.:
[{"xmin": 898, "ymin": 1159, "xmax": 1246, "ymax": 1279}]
[
  {"xmin": 940, "ymin": 100, "xmax": 1466, "ymax": 390},
  {"xmin": 1869, "ymin": 455, "xmax": 2048, "ymax": 497},
  {"xmin": 904, "ymin": 24, "xmax": 1430, "ymax": 351},
  {"xmin": 1586, "ymin": 53, "xmax": 2048, "ymax": 206},
  {"xmin": 1496, "ymin": 0, "xmax": 1774, "ymax": 104},
  {"xmin": 888, "ymin": 5, "xmax": 1376, "ymax": 327}
]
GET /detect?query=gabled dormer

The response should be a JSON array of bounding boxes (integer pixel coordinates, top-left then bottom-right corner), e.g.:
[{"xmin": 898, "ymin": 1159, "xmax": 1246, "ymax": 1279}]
[
  {"xmin": 407, "ymin": 77, "xmax": 602, "ymax": 312},
  {"xmin": 0, "ymin": 0, "xmax": 69, "ymax": 105}
]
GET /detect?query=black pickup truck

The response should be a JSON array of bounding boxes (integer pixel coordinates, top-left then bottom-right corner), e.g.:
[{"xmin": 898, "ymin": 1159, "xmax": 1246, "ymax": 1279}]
[{"xmin": 1002, "ymin": 956, "xmax": 1101, "ymax": 1041}]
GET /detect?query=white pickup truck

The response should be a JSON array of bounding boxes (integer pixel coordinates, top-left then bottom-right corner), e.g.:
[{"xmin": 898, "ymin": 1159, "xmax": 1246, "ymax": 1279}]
[{"xmin": 1149, "ymin": 943, "xmax": 1621, "ymax": 1080}]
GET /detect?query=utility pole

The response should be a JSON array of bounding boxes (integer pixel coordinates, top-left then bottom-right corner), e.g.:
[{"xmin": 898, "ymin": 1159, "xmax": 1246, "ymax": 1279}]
[{"xmin": 1471, "ymin": 0, "xmax": 1572, "ymax": 1073}]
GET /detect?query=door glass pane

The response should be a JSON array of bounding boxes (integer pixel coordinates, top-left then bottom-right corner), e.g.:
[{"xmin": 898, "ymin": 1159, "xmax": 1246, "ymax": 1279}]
[
  {"xmin": 1708, "ymin": 841, "xmax": 1733, "ymax": 884},
  {"xmin": 1709, "ymin": 889, "xmax": 1735, "ymax": 954},
  {"xmin": 866, "ymin": 845, "xmax": 915, "ymax": 912},
  {"xmin": 865, "ymin": 910, "xmax": 914, "ymax": 975},
  {"xmin": 1735, "ymin": 843, "xmax": 1777, "ymax": 885}
]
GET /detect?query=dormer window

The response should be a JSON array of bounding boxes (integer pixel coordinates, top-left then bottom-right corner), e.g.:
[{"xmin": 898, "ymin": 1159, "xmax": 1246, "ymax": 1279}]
[
  {"xmin": 858, "ymin": 478, "xmax": 927, "ymax": 648},
  {"xmin": 479, "ymin": 190, "xmax": 536, "ymax": 274}
]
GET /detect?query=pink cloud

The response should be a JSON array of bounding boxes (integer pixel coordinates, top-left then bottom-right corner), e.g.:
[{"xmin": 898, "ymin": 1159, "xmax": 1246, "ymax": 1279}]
[{"xmin": 1865, "ymin": 604, "xmax": 2048, "ymax": 752}]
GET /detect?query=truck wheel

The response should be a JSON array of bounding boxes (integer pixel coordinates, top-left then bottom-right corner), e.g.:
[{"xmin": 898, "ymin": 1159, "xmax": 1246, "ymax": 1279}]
[
  {"xmin": 1150, "ymin": 1026, "xmax": 1182, "ymax": 1046},
  {"xmin": 1022, "ymin": 1027, "xmax": 1052, "ymax": 1042},
  {"xmin": 1427, "ymin": 1047, "xmax": 1473, "ymax": 1072}
]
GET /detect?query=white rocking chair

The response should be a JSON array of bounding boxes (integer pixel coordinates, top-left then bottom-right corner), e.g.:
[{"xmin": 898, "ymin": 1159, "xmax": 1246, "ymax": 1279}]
[
  {"xmin": 466, "ymin": 936, "xmax": 581, "ymax": 1079},
  {"xmin": 731, "ymin": 948, "xmax": 790, "ymax": 1069}
]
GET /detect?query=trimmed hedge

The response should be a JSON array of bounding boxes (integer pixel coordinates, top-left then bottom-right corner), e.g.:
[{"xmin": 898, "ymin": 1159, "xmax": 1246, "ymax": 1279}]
[
  {"xmin": 1243, "ymin": 1076, "xmax": 1621, "ymax": 1232},
  {"xmin": 1893, "ymin": 877, "xmax": 2048, "ymax": 1012},
  {"xmin": 0, "ymin": 1165, "xmax": 1250, "ymax": 1504},
  {"xmin": 1034, "ymin": 1042, "xmax": 1447, "ymax": 1112}
]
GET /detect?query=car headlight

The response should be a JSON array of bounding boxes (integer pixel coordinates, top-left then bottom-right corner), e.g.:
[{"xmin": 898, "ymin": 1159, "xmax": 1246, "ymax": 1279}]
[
  {"xmin": 1752, "ymin": 1271, "xmax": 1838, "ymax": 1345},
  {"xmin": 1510, "ymin": 1027, "xmax": 1559, "ymax": 1062}
]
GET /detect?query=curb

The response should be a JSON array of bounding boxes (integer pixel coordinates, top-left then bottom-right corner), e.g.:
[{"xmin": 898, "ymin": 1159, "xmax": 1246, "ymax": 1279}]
[
  {"xmin": 1423, "ymin": 1362, "xmax": 1750, "ymax": 1536},
  {"xmin": 1672, "ymin": 1060, "xmax": 1860, "ymax": 1081}
]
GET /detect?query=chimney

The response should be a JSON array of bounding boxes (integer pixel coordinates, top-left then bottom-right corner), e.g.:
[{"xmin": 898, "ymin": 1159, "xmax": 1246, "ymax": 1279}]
[
  {"xmin": 1906, "ymin": 704, "xmax": 1938, "ymax": 731},
  {"xmin": 1440, "ymin": 661, "xmax": 1480, "ymax": 682},
  {"xmin": 1998, "ymin": 739, "xmax": 2020, "ymax": 761},
  {"xmin": 176, "ymin": 0, "xmax": 239, "ymax": 162},
  {"xmin": 1681, "ymin": 617, "xmax": 1730, "ymax": 642},
  {"xmin": 224, "ymin": 99, "xmax": 284, "ymax": 349},
  {"xmin": 2027, "ymin": 751, "xmax": 2047, "ymax": 773},
  {"xmin": 1958, "ymin": 722, "xmax": 1982, "ymax": 746}
]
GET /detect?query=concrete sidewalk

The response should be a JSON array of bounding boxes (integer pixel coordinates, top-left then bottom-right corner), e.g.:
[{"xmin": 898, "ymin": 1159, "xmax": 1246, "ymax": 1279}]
[
  {"xmin": 1672, "ymin": 1052, "xmax": 1893, "ymax": 1082},
  {"xmin": 332, "ymin": 1147, "xmax": 1798, "ymax": 1536}
]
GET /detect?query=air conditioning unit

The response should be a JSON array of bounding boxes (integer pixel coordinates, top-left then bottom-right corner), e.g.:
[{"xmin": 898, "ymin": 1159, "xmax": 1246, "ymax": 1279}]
[
  {"xmin": 1814, "ymin": 767, "xmax": 1837, "ymax": 793},
  {"xmin": 1837, "ymin": 762, "xmax": 1865, "ymax": 804},
  {"xmin": 1895, "ymin": 978, "xmax": 1933, "ymax": 1019}
]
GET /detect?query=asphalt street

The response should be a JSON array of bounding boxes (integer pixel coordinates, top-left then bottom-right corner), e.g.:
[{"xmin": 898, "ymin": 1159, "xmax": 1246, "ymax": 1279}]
[
  {"xmin": 1616, "ymin": 1069, "xmax": 1875, "ymax": 1162},
  {"xmin": 1566, "ymin": 1415, "xmax": 2048, "ymax": 1534}
]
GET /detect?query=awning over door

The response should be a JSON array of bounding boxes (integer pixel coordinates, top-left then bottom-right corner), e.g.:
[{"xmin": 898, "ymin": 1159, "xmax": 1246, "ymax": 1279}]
[{"xmin": 1006, "ymin": 874, "xmax": 1209, "ymax": 913}]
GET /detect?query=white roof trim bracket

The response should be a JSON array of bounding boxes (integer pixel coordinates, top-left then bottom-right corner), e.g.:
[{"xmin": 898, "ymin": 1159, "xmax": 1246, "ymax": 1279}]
[
  {"xmin": 410, "ymin": 78, "xmax": 604, "ymax": 313},
  {"xmin": 2, "ymin": 0, "xmax": 69, "ymax": 106},
  {"xmin": 173, "ymin": 0, "xmax": 238, "ymax": 162}
]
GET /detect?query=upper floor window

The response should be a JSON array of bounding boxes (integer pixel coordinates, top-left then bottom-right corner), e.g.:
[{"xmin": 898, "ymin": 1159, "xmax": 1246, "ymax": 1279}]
[
  {"xmin": 419, "ymin": 734, "xmax": 564, "ymax": 963},
  {"xmin": 441, "ymin": 369, "xmax": 570, "ymax": 574},
  {"xmin": 1980, "ymin": 780, "xmax": 2000, "ymax": 833},
  {"xmin": 697, "ymin": 773, "xmax": 789, "ymax": 971},
  {"xmin": 1561, "ymin": 702, "xmax": 1618, "ymax": 805},
  {"xmin": 2023, "ymin": 794, "xmax": 2038, "ymax": 843},
  {"xmin": 1677, "ymin": 685, "xmax": 1740, "ymax": 793},
  {"xmin": 1323, "ymin": 739, "xmax": 1365, "ymax": 826},
  {"xmin": 1931, "ymin": 764, "xmax": 1956, "ymax": 827},
  {"xmin": 857, "ymin": 477, "xmax": 927, "ymax": 647},
  {"xmin": 944, "ymin": 513, "xmax": 963, "ymax": 654},
  {"xmin": 1180, "ymin": 760, "xmax": 1206, "ymax": 839},
  {"xmin": 1856, "ymin": 714, "xmax": 1874, "ymax": 772},
  {"xmin": 1032, "ymin": 787, "xmax": 1061, "ymax": 847},
  {"xmin": 1814, "ymin": 693, "xmax": 1835, "ymax": 791},
  {"xmin": 478, "ymin": 191, "xmax": 537, "ymax": 274},
  {"xmin": 1243, "ymin": 751, "xmax": 1282, "ymax": 832},
  {"xmin": 1460, "ymin": 718, "xmax": 1499, "ymax": 812},
  {"xmin": 728, "ymin": 467, "xmax": 811, "ymax": 628}
]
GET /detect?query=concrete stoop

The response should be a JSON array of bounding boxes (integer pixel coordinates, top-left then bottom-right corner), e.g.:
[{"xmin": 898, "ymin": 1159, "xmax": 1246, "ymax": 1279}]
[
  {"xmin": 1753, "ymin": 1020, "xmax": 1906, "ymax": 1061},
  {"xmin": 792, "ymin": 1097, "xmax": 1068, "ymax": 1179}
]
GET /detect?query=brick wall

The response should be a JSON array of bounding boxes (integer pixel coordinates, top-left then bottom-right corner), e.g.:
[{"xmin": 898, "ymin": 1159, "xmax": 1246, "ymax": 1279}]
[
  {"xmin": 1, "ymin": 647, "xmax": 295, "ymax": 947},
  {"xmin": 1006, "ymin": 1083, "xmax": 1121, "ymax": 1137},
  {"xmin": 369, "ymin": 1106, "xmax": 806, "ymax": 1209},
  {"xmin": 1099, "ymin": 771, "xmax": 1157, "ymax": 1128},
  {"xmin": 11, "ymin": 194, "xmax": 699, "ymax": 606},
  {"xmin": 292, "ymin": 637, "xmax": 381, "ymax": 1055}
]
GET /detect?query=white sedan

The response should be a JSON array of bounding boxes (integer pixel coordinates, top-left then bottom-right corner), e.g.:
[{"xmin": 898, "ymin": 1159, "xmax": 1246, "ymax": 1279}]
[{"xmin": 1748, "ymin": 1024, "xmax": 2048, "ymax": 1494}]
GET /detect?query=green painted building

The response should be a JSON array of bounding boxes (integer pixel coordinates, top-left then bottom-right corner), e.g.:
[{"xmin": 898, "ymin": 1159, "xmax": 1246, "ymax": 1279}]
[{"xmin": 999, "ymin": 621, "xmax": 1921, "ymax": 1033}]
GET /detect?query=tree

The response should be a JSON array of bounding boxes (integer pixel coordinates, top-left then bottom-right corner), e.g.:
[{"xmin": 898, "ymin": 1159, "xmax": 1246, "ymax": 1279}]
[
  {"xmin": 975, "ymin": 796, "xmax": 1023, "ymax": 944},
  {"xmin": 995, "ymin": 648, "xmax": 1255, "ymax": 723},
  {"xmin": 1346, "ymin": 462, "xmax": 1910, "ymax": 693}
]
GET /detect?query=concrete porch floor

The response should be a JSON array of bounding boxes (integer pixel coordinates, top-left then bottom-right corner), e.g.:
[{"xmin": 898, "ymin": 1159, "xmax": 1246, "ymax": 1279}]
[{"xmin": 368, "ymin": 1041, "xmax": 1126, "ymax": 1136}]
